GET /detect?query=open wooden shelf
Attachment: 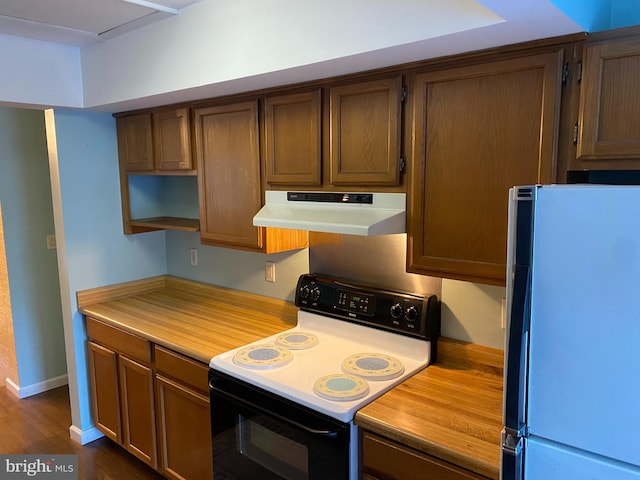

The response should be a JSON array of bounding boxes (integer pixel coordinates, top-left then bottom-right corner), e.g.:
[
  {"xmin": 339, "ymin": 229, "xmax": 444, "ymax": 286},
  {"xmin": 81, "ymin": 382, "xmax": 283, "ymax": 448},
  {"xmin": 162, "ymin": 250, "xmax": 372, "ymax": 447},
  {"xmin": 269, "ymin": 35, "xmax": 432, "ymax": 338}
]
[{"xmin": 128, "ymin": 217, "xmax": 199, "ymax": 234}]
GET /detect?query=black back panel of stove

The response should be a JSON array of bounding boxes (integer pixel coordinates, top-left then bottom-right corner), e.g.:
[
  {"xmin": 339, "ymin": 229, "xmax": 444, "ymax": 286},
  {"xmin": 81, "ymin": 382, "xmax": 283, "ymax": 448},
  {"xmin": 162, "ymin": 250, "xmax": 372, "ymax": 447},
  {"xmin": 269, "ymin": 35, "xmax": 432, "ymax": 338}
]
[{"xmin": 295, "ymin": 273, "xmax": 440, "ymax": 342}]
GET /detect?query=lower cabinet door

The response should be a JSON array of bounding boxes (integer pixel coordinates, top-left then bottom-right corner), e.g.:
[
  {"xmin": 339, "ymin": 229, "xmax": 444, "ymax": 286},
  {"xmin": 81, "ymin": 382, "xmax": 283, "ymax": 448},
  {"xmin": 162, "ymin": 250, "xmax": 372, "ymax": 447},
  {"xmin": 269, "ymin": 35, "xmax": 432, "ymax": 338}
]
[
  {"xmin": 119, "ymin": 356, "xmax": 157, "ymax": 469},
  {"xmin": 87, "ymin": 341, "xmax": 122, "ymax": 443},
  {"xmin": 156, "ymin": 375, "xmax": 213, "ymax": 480},
  {"xmin": 362, "ymin": 431, "xmax": 490, "ymax": 480}
]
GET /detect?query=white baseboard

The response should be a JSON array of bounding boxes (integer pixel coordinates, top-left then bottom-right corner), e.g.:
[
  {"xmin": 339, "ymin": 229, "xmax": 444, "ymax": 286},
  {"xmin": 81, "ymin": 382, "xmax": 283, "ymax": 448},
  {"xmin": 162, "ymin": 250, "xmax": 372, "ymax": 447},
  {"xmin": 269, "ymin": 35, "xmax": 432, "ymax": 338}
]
[
  {"xmin": 5, "ymin": 377, "xmax": 20, "ymax": 398},
  {"xmin": 69, "ymin": 425, "xmax": 104, "ymax": 445},
  {"xmin": 5, "ymin": 374, "xmax": 69, "ymax": 399}
]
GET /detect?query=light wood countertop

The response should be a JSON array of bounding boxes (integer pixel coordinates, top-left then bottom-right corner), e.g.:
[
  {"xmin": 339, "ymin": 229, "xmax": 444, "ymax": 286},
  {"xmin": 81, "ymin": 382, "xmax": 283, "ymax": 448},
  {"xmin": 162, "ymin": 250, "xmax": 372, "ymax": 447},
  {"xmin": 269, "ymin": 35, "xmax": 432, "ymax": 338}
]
[
  {"xmin": 78, "ymin": 276, "xmax": 503, "ymax": 478},
  {"xmin": 78, "ymin": 276, "xmax": 297, "ymax": 364},
  {"xmin": 356, "ymin": 338, "xmax": 504, "ymax": 479}
]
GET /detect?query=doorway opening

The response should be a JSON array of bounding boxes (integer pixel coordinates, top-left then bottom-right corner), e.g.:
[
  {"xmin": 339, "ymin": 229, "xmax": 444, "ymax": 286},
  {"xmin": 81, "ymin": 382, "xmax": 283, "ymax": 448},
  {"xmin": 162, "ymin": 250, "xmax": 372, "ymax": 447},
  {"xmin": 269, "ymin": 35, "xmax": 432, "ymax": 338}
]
[{"xmin": 0, "ymin": 202, "xmax": 19, "ymax": 386}]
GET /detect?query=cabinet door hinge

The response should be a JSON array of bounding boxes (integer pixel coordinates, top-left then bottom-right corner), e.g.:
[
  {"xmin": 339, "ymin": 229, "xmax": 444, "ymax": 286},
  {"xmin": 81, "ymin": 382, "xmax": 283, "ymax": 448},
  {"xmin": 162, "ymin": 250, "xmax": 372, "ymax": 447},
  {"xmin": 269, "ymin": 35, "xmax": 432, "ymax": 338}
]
[
  {"xmin": 401, "ymin": 85, "xmax": 408, "ymax": 103},
  {"xmin": 562, "ymin": 63, "xmax": 570, "ymax": 86},
  {"xmin": 573, "ymin": 122, "xmax": 579, "ymax": 144},
  {"xmin": 399, "ymin": 156, "xmax": 406, "ymax": 173},
  {"xmin": 577, "ymin": 61, "xmax": 582, "ymax": 83}
]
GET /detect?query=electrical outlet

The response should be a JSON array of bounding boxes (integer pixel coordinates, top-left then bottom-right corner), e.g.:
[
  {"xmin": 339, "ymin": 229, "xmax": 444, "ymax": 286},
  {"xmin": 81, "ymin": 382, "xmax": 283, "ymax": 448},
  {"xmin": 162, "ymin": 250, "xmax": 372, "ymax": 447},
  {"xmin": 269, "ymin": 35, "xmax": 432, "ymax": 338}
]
[
  {"xmin": 190, "ymin": 248, "xmax": 198, "ymax": 266},
  {"xmin": 46, "ymin": 234, "xmax": 57, "ymax": 250},
  {"xmin": 501, "ymin": 297, "xmax": 507, "ymax": 330},
  {"xmin": 265, "ymin": 261, "xmax": 276, "ymax": 283}
]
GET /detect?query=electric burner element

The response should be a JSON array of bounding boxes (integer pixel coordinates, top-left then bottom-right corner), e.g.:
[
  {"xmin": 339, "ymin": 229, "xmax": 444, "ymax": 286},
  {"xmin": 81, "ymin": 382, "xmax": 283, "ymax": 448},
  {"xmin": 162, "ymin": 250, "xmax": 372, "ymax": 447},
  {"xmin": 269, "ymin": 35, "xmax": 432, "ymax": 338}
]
[
  {"xmin": 313, "ymin": 373, "xmax": 370, "ymax": 402},
  {"xmin": 233, "ymin": 344, "xmax": 293, "ymax": 369},
  {"xmin": 276, "ymin": 331, "xmax": 319, "ymax": 350},
  {"xmin": 341, "ymin": 353, "xmax": 405, "ymax": 381}
]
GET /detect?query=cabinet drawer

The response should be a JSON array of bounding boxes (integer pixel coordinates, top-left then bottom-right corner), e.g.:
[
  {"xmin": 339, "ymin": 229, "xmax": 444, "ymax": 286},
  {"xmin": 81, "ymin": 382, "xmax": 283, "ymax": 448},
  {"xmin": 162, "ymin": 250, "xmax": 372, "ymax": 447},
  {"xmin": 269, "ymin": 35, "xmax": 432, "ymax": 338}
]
[
  {"xmin": 362, "ymin": 432, "xmax": 489, "ymax": 480},
  {"xmin": 154, "ymin": 345, "xmax": 209, "ymax": 395},
  {"xmin": 86, "ymin": 317, "xmax": 151, "ymax": 364}
]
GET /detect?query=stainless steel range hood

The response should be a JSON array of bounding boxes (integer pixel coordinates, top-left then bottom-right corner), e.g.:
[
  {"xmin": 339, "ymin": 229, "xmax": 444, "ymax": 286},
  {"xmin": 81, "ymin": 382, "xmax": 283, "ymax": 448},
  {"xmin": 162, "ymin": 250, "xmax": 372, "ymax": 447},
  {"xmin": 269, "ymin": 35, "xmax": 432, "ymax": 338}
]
[{"xmin": 253, "ymin": 191, "xmax": 406, "ymax": 236}]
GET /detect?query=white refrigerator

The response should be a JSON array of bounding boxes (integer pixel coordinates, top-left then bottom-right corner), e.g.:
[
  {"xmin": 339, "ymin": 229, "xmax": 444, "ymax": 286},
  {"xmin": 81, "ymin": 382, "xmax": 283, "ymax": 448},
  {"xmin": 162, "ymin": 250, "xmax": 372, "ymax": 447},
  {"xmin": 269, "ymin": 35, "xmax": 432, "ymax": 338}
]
[{"xmin": 501, "ymin": 185, "xmax": 640, "ymax": 480}]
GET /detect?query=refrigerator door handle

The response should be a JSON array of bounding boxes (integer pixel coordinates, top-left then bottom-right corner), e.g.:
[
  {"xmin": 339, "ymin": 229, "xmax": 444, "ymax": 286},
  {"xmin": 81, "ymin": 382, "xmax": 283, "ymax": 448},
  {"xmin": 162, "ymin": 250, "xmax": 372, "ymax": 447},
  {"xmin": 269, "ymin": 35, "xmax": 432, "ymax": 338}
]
[
  {"xmin": 503, "ymin": 187, "xmax": 535, "ymax": 433},
  {"xmin": 505, "ymin": 187, "xmax": 517, "ymax": 329}
]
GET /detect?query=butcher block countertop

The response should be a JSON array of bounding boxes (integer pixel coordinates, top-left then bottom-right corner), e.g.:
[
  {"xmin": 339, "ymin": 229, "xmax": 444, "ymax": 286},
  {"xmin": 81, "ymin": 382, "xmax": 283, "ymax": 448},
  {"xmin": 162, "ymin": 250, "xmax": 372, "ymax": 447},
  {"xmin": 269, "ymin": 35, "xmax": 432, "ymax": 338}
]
[
  {"xmin": 356, "ymin": 339, "xmax": 504, "ymax": 479},
  {"xmin": 77, "ymin": 275, "xmax": 503, "ymax": 479},
  {"xmin": 77, "ymin": 275, "xmax": 298, "ymax": 364}
]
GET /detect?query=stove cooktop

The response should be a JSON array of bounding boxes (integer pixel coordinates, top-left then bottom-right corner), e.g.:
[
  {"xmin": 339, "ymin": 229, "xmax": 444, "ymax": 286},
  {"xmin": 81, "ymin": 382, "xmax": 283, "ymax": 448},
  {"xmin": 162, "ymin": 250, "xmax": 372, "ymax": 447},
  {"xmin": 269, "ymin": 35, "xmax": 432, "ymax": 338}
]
[
  {"xmin": 210, "ymin": 274, "xmax": 440, "ymax": 423},
  {"xmin": 210, "ymin": 310, "xmax": 432, "ymax": 423}
]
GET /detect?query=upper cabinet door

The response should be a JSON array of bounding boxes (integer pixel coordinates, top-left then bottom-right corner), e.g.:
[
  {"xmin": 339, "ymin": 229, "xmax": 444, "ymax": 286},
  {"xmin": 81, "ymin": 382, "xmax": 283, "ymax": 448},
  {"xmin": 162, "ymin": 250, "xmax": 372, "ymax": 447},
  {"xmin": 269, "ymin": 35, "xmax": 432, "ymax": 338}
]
[
  {"xmin": 577, "ymin": 35, "xmax": 640, "ymax": 164},
  {"xmin": 195, "ymin": 101, "xmax": 263, "ymax": 251},
  {"xmin": 117, "ymin": 108, "xmax": 194, "ymax": 174},
  {"xmin": 408, "ymin": 52, "xmax": 562, "ymax": 285},
  {"xmin": 329, "ymin": 76, "xmax": 403, "ymax": 186},
  {"xmin": 117, "ymin": 113, "xmax": 154, "ymax": 173},
  {"xmin": 153, "ymin": 107, "xmax": 193, "ymax": 171},
  {"xmin": 264, "ymin": 90, "xmax": 322, "ymax": 186}
]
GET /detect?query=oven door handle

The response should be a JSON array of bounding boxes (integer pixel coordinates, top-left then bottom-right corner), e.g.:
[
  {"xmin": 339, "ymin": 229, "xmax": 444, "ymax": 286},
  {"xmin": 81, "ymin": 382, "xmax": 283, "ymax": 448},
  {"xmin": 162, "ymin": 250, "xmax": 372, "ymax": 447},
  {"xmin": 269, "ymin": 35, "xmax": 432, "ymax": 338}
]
[{"xmin": 210, "ymin": 383, "xmax": 339, "ymax": 438}]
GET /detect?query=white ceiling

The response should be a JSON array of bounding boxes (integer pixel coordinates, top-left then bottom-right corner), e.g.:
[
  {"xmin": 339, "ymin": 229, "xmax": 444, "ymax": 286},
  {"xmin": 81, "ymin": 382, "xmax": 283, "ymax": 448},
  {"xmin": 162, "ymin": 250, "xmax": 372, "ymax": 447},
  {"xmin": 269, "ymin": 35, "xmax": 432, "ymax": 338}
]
[
  {"xmin": 0, "ymin": 0, "xmax": 587, "ymax": 111},
  {"xmin": 0, "ymin": 0, "xmax": 203, "ymax": 46}
]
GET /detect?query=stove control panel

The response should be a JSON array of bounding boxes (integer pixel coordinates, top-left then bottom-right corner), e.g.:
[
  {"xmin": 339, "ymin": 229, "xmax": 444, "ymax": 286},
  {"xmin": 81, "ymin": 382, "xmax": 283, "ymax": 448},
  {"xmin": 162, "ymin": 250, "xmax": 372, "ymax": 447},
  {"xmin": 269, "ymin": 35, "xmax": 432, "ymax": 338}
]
[{"xmin": 295, "ymin": 274, "xmax": 440, "ymax": 341}]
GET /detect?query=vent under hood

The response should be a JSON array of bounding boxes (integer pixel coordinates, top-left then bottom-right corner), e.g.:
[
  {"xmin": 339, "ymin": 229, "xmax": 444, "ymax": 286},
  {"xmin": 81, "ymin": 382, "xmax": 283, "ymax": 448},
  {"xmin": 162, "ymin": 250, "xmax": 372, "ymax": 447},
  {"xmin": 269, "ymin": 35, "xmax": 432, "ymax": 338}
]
[{"xmin": 253, "ymin": 191, "xmax": 406, "ymax": 236}]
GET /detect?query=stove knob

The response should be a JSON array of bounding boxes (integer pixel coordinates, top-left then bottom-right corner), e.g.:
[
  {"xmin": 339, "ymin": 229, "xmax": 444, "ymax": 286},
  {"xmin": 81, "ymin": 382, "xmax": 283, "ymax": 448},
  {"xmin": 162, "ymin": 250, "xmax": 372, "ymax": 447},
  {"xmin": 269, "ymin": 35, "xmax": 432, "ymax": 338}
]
[
  {"xmin": 406, "ymin": 306, "xmax": 419, "ymax": 322},
  {"xmin": 311, "ymin": 287, "xmax": 321, "ymax": 302},
  {"xmin": 299, "ymin": 285, "xmax": 310, "ymax": 299},
  {"xmin": 390, "ymin": 303, "xmax": 404, "ymax": 319}
]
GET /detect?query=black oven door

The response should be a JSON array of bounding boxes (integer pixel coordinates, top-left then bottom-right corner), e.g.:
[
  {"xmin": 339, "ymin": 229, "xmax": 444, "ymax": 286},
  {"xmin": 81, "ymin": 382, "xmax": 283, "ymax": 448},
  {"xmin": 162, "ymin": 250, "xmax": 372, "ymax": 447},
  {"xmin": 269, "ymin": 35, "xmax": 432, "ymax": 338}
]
[{"xmin": 209, "ymin": 369, "xmax": 350, "ymax": 480}]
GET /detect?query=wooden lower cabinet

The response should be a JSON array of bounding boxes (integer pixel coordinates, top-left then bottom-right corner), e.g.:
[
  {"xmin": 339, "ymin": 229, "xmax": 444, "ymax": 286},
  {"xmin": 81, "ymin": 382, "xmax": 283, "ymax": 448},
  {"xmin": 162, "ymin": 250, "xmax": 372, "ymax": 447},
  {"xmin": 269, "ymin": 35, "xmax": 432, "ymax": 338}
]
[
  {"xmin": 87, "ymin": 340, "xmax": 157, "ymax": 469},
  {"xmin": 361, "ymin": 431, "xmax": 490, "ymax": 480},
  {"xmin": 87, "ymin": 342, "xmax": 122, "ymax": 443},
  {"xmin": 119, "ymin": 356, "xmax": 157, "ymax": 468},
  {"xmin": 155, "ymin": 346, "xmax": 213, "ymax": 480},
  {"xmin": 156, "ymin": 376, "xmax": 212, "ymax": 480},
  {"xmin": 86, "ymin": 318, "xmax": 212, "ymax": 479}
]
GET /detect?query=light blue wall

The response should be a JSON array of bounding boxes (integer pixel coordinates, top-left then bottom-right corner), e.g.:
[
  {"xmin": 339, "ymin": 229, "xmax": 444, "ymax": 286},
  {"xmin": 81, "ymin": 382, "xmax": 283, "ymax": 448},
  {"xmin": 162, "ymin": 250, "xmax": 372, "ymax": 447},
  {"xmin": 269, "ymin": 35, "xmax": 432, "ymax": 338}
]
[
  {"xmin": 165, "ymin": 231, "xmax": 309, "ymax": 303},
  {"xmin": 128, "ymin": 175, "xmax": 199, "ymax": 220},
  {"xmin": 610, "ymin": 1, "xmax": 640, "ymax": 29},
  {"xmin": 161, "ymin": 174, "xmax": 309, "ymax": 302},
  {"xmin": 0, "ymin": 107, "xmax": 66, "ymax": 388},
  {"xmin": 551, "ymin": 0, "xmax": 640, "ymax": 31},
  {"xmin": 52, "ymin": 109, "xmax": 167, "ymax": 431}
]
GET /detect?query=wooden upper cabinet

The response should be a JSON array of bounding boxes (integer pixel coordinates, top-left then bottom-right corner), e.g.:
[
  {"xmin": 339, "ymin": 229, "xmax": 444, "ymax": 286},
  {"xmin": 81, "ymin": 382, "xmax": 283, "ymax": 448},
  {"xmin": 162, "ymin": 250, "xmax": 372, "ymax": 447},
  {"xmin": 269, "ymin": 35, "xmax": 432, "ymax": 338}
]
[
  {"xmin": 264, "ymin": 89, "xmax": 322, "ymax": 186},
  {"xmin": 329, "ymin": 76, "xmax": 403, "ymax": 185},
  {"xmin": 153, "ymin": 107, "xmax": 193, "ymax": 171},
  {"xmin": 408, "ymin": 51, "xmax": 562, "ymax": 285},
  {"xmin": 117, "ymin": 108, "xmax": 194, "ymax": 174},
  {"xmin": 195, "ymin": 101, "xmax": 264, "ymax": 250},
  {"xmin": 195, "ymin": 100, "xmax": 308, "ymax": 253},
  {"xmin": 118, "ymin": 107, "xmax": 198, "ymax": 235},
  {"xmin": 117, "ymin": 113, "xmax": 154, "ymax": 172},
  {"xmin": 576, "ymin": 33, "xmax": 640, "ymax": 166}
]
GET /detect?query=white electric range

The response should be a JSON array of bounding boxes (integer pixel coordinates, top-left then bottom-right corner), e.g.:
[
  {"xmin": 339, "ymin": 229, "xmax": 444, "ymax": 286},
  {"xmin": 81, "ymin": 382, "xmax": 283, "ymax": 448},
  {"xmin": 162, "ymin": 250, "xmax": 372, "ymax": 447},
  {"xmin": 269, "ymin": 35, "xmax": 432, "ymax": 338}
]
[{"xmin": 209, "ymin": 274, "xmax": 440, "ymax": 480}]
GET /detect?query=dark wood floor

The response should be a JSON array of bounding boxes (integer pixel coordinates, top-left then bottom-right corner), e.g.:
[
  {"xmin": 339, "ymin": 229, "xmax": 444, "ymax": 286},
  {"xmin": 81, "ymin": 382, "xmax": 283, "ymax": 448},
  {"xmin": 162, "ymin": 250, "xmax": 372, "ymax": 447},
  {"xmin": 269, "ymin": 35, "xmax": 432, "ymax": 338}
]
[{"xmin": 0, "ymin": 385, "xmax": 164, "ymax": 480}]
